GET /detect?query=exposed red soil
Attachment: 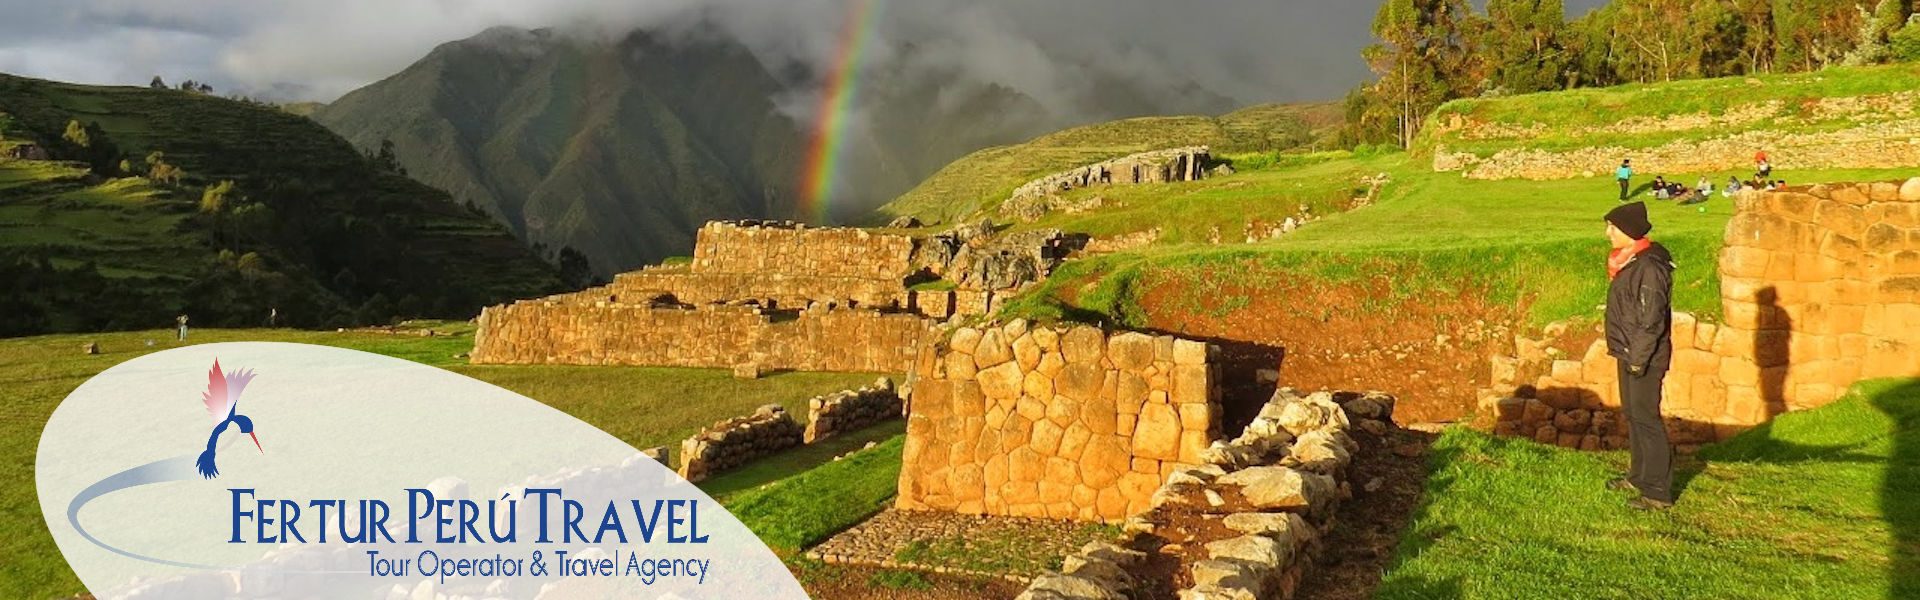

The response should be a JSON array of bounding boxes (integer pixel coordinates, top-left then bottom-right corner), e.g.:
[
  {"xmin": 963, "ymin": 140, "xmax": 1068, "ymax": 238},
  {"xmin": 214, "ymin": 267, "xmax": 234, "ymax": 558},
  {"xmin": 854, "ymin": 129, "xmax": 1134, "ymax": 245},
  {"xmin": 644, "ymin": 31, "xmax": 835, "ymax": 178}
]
[{"xmin": 1133, "ymin": 266, "xmax": 1524, "ymax": 427}]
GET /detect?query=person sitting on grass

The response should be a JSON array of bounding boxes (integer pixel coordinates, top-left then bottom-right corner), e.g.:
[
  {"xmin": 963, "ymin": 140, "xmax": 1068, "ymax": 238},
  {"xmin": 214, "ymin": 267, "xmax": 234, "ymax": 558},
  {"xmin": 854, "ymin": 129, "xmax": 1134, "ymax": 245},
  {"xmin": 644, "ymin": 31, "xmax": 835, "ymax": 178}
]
[
  {"xmin": 1724, "ymin": 176, "xmax": 1742, "ymax": 197},
  {"xmin": 1652, "ymin": 176, "xmax": 1670, "ymax": 199},
  {"xmin": 1696, "ymin": 177, "xmax": 1713, "ymax": 197}
]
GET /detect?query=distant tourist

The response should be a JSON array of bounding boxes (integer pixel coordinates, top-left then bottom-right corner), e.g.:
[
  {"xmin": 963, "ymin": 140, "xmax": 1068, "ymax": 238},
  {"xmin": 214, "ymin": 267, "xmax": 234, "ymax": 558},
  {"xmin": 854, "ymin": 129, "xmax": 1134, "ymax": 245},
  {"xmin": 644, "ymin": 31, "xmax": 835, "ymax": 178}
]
[
  {"xmin": 1615, "ymin": 160, "xmax": 1634, "ymax": 201},
  {"xmin": 1724, "ymin": 177, "xmax": 1742, "ymax": 197},
  {"xmin": 1602, "ymin": 202, "xmax": 1676, "ymax": 511},
  {"xmin": 267, "ymin": 307, "xmax": 279, "ymax": 328},
  {"xmin": 1755, "ymin": 150, "xmax": 1772, "ymax": 179},
  {"xmin": 176, "ymin": 314, "xmax": 190, "ymax": 341},
  {"xmin": 1651, "ymin": 176, "xmax": 1669, "ymax": 199},
  {"xmin": 1695, "ymin": 177, "xmax": 1713, "ymax": 196}
]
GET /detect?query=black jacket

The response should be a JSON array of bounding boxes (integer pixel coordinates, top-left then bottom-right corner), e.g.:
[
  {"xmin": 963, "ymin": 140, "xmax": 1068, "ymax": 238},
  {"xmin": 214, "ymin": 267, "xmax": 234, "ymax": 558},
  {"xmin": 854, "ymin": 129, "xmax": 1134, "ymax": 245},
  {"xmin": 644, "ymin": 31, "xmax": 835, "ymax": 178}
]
[{"xmin": 1605, "ymin": 242, "xmax": 1675, "ymax": 373}]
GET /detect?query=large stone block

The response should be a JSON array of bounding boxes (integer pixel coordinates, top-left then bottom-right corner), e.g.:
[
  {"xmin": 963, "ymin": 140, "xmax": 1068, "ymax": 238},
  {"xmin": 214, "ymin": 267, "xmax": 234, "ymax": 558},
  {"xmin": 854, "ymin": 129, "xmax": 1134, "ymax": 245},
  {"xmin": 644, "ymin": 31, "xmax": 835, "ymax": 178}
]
[{"xmin": 1133, "ymin": 403, "xmax": 1184, "ymax": 461}]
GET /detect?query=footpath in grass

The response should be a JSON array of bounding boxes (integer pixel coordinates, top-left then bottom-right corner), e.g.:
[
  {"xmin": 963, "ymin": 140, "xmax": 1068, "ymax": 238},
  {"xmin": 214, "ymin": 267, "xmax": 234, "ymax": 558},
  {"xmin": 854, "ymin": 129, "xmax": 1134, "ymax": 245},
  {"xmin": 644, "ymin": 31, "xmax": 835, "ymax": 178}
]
[
  {"xmin": 1379, "ymin": 378, "xmax": 1920, "ymax": 600},
  {"xmin": 0, "ymin": 325, "xmax": 888, "ymax": 599}
]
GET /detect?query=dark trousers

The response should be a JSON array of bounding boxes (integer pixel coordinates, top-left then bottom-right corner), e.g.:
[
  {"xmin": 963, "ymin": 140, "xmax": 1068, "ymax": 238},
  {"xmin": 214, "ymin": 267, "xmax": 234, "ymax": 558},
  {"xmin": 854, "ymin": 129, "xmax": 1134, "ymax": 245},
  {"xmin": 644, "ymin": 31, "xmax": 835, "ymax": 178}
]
[
  {"xmin": 1618, "ymin": 178, "xmax": 1630, "ymax": 200},
  {"xmin": 1618, "ymin": 360, "xmax": 1674, "ymax": 502}
]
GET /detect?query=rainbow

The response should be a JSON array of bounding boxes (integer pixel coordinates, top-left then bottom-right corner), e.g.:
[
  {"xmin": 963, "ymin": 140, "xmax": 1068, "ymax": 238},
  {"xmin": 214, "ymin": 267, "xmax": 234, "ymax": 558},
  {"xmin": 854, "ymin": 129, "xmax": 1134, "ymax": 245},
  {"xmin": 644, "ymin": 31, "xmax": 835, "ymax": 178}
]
[{"xmin": 798, "ymin": 0, "xmax": 881, "ymax": 223}]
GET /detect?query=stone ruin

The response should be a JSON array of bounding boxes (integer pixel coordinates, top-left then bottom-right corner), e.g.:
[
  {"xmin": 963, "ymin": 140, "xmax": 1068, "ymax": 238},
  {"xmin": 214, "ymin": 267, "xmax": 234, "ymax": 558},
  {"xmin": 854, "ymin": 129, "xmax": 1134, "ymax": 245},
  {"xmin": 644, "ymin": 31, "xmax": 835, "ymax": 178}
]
[
  {"xmin": 1016, "ymin": 389, "xmax": 1397, "ymax": 600},
  {"xmin": 1002, "ymin": 147, "xmax": 1213, "ymax": 222},
  {"xmin": 895, "ymin": 320, "xmax": 1224, "ymax": 522},
  {"xmin": 472, "ymin": 220, "xmax": 1073, "ymax": 373},
  {"xmin": 676, "ymin": 404, "xmax": 805, "ymax": 482},
  {"xmin": 1485, "ymin": 179, "xmax": 1920, "ymax": 450},
  {"xmin": 804, "ymin": 377, "xmax": 905, "ymax": 444}
]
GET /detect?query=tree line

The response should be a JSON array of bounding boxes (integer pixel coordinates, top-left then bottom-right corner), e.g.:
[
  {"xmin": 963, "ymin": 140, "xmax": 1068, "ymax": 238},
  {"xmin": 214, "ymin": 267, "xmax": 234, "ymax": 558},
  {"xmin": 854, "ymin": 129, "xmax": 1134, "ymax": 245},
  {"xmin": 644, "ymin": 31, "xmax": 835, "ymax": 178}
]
[{"xmin": 1346, "ymin": 0, "xmax": 1920, "ymax": 148}]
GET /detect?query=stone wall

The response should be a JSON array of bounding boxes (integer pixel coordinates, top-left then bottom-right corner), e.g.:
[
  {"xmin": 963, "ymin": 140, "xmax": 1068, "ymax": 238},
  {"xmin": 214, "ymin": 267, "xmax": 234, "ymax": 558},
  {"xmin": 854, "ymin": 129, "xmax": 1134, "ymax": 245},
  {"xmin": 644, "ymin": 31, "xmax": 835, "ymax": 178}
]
[
  {"xmin": 690, "ymin": 220, "xmax": 917, "ymax": 281},
  {"xmin": 1016, "ymin": 389, "xmax": 1395, "ymax": 600},
  {"xmin": 471, "ymin": 301, "xmax": 931, "ymax": 373},
  {"xmin": 677, "ymin": 404, "xmax": 805, "ymax": 482},
  {"xmin": 1002, "ymin": 147, "xmax": 1211, "ymax": 222},
  {"xmin": 805, "ymin": 377, "xmax": 905, "ymax": 444},
  {"xmin": 1488, "ymin": 180, "xmax": 1920, "ymax": 448},
  {"xmin": 895, "ymin": 320, "xmax": 1223, "ymax": 522}
]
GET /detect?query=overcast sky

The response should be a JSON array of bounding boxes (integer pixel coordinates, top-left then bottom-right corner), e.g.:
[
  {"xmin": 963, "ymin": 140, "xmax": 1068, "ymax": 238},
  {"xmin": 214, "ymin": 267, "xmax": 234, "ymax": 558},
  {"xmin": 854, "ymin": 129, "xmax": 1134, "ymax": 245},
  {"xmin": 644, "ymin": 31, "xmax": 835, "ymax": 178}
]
[{"xmin": 0, "ymin": 0, "xmax": 1609, "ymax": 106}]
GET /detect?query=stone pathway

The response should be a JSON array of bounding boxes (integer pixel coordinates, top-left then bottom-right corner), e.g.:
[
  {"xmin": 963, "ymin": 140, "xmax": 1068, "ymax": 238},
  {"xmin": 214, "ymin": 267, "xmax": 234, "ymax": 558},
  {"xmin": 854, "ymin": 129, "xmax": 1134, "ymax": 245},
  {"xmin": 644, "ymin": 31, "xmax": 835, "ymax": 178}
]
[{"xmin": 806, "ymin": 509, "xmax": 1113, "ymax": 582}]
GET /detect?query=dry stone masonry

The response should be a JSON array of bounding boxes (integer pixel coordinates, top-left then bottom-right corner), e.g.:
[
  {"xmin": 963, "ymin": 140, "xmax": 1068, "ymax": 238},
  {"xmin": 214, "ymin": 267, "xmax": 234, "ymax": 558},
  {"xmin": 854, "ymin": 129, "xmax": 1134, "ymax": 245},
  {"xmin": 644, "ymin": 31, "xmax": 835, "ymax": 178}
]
[
  {"xmin": 804, "ymin": 377, "xmax": 905, "ymax": 444},
  {"xmin": 1016, "ymin": 389, "xmax": 1396, "ymax": 600},
  {"xmin": 473, "ymin": 220, "xmax": 1073, "ymax": 372},
  {"xmin": 1488, "ymin": 180, "xmax": 1920, "ymax": 449},
  {"xmin": 896, "ymin": 320, "xmax": 1223, "ymax": 522},
  {"xmin": 1002, "ymin": 147, "xmax": 1212, "ymax": 222},
  {"xmin": 1431, "ymin": 91, "xmax": 1920, "ymax": 180},
  {"xmin": 677, "ymin": 404, "xmax": 804, "ymax": 482}
]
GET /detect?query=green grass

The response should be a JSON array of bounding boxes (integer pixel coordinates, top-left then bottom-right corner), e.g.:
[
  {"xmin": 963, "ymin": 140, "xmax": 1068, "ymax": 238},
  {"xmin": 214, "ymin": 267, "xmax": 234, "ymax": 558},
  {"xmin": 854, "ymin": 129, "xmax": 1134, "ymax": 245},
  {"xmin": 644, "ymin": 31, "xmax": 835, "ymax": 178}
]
[
  {"xmin": 877, "ymin": 103, "xmax": 1340, "ymax": 224},
  {"xmin": 0, "ymin": 325, "xmax": 887, "ymax": 598},
  {"xmin": 998, "ymin": 151, "xmax": 1920, "ymax": 327},
  {"xmin": 727, "ymin": 434, "xmax": 906, "ymax": 555},
  {"xmin": 1378, "ymin": 378, "xmax": 1920, "ymax": 599},
  {"xmin": 1423, "ymin": 63, "xmax": 1920, "ymax": 158}
]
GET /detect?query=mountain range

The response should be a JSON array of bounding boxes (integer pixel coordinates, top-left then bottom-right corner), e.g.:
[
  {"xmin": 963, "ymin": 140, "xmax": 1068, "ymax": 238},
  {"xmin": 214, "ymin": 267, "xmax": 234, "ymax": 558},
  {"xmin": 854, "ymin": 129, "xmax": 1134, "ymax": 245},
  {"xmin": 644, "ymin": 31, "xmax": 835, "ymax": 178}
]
[{"xmin": 313, "ymin": 24, "xmax": 1244, "ymax": 275}]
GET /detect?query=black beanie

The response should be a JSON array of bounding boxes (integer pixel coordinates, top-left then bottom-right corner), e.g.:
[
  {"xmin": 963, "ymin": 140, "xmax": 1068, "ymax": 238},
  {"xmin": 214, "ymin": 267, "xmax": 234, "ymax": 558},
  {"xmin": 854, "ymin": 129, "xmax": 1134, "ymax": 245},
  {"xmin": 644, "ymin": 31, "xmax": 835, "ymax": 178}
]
[{"xmin": 1605, "ymin": 202, "xmax": 1652, "ymax": 239}]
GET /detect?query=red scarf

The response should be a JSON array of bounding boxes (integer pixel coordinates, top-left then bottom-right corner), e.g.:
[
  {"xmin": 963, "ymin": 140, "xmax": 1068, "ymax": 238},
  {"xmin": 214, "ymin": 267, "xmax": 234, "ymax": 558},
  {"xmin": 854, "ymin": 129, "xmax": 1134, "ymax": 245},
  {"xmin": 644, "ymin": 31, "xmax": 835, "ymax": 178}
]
[{"xmin": 1608, "ymin": 238, "xmax": 1651, "ymax": 280}]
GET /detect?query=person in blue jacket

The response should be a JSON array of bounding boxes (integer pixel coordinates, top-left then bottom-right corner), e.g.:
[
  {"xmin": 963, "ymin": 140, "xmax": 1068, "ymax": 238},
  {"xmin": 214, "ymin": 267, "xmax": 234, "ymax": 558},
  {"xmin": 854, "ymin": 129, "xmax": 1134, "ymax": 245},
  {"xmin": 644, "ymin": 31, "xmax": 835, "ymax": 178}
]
[{"xmin": 1615, "ymin": 159, "xmax": 1634, "ymax": 201}]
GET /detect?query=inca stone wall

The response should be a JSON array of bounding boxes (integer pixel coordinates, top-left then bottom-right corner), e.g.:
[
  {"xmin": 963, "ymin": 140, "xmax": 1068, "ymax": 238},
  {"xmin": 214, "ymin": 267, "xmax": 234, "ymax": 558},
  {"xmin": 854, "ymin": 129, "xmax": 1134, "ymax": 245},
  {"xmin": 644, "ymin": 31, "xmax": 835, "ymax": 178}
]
[
  {"xmin": 896, "ymin": 320, "xmax": 1223, "ymax": 522},
  {"xmin": 677, "ymin": 404, "xmax": 804, "ymax": 482},
  {"xmin": 1002, "ymin": 147, "xmax": 1211, "ymax": 222},
  {"xmin": 1489, "ymin": 180, "xmax": 1920, "ymax": 448},
  {"xmin": 1017, "ymin": 389, "xmax": 1396, "ymax": 600},
  {"xmin": 1430, "ymin": 91, "xmax": 1920, "ymax": 180},
  {"xmin": 805, "ymin": 377, "xmax": 905, "ymax": 444},
  {"xmin": 472, "ymin": 301, "xmax": 931, "ymax": 373}
]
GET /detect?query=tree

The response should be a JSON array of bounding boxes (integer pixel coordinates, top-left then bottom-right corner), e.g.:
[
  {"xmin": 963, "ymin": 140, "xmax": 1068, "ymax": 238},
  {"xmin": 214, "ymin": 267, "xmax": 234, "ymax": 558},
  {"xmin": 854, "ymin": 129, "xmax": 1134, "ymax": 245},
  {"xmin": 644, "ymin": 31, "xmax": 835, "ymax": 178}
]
[
  {"xmin": 62, "ymin": 119, "xmax": 90, "ymax": 149},
  {"xmin": 200, "ymin": 180, "xmax": 236, "ymax": 214},
  {"xmin": 1364, "ymin": 0, "xmax": 1477, "ymax": 148},
  {"xmin": 1480, "ymin": 0, "xmax": 1568, "ymax": 94},
  {"xmin": 146, "ymin": 151, "xmax": 183, "ymax": 186},
  {"xmin": 150, "ymin": 76, "xmax": 167, "ymax": 89}
]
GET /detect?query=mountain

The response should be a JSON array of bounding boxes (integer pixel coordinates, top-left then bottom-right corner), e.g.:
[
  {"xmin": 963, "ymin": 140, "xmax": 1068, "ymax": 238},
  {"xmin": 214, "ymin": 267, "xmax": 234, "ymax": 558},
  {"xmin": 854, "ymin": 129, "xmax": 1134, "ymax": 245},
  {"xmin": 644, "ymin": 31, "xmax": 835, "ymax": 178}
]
[
  {"xmin": 313, "ymin": 24, "xmax": 1242, "ymax": 274},
  {"xmin": 0, "ymin": 72, "xmax": 563, "ymax": 336},
  {"xmin": 877, "ymin": 102, "xmax": 1344, "ymax": 224}
]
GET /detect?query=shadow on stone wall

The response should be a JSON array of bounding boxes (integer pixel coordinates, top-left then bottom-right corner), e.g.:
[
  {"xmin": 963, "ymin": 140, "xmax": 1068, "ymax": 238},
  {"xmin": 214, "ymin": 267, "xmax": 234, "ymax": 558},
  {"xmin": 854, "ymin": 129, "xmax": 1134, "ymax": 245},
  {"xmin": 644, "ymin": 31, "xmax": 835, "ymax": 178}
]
[
  {"xmin": 1136, "ymin": 328, "xmax": 1283, "ymax": 438},
  {"xmin": 1755, "ymin": 286, "xmax": 1792, "ymax": 420}
]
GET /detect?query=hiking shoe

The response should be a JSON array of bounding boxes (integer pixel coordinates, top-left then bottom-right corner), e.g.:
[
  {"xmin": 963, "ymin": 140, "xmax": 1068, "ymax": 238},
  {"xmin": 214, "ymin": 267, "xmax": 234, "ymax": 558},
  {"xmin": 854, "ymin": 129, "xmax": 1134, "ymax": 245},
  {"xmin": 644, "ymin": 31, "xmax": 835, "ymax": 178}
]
[
  {"xmin": 1628, "ymin": 496, "xmax": 1674, "ymax": 511},
  {"xmin": 1608, "ymin": 478, "xmax": 1638, "ymax": 493}
]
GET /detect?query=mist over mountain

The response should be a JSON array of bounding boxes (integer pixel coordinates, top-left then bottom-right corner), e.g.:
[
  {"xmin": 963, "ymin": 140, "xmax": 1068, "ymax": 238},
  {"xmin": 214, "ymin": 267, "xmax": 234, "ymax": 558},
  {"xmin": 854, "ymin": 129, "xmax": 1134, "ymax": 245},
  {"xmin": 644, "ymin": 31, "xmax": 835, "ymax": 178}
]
[{"xmin": 313, "ymin": 13, "xmax": 1244, "ymax": 274}]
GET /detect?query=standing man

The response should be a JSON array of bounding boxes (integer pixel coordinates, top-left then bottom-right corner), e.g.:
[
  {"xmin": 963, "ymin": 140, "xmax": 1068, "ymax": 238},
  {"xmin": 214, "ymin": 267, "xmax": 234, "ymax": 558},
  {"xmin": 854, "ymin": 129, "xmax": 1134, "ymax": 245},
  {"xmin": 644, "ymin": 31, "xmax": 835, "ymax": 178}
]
[
  {"xmin": 176, "ymin": 314, "xmax": 190, "ymax": 342},
  {"xmin": 1602, "ymin": 202, "xmax": 1676, "ymax": 510},
  {"xmin": 1615, "ymin": 159, "xmax": 1634, "ymax": 201}
]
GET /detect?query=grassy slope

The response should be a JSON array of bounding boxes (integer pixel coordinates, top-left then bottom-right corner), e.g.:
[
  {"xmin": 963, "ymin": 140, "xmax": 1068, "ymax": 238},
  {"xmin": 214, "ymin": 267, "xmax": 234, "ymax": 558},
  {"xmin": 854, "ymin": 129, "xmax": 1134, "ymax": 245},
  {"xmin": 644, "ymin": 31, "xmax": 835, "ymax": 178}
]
[
  {"xmin": 0, "ymin": 72, "xmax": 563, "ymax": 332},
  {"xmin": 0, "ymin": 326, "xmax": 887, "ymax": 598},
  {"xmin": 877, "ymin": 103, "xmax": 1340, "ymax": 225},
  {"xmin": 1423, "ymin": 63, "xmax": 1920, "ymax": 157},
  {"xmin": 1001, "ymin": 149, "xmax": 1920, "ymax": 327},
  {"xmin": 1381, "ymin": 378, "xmax": 1920, "ymax": 599}
]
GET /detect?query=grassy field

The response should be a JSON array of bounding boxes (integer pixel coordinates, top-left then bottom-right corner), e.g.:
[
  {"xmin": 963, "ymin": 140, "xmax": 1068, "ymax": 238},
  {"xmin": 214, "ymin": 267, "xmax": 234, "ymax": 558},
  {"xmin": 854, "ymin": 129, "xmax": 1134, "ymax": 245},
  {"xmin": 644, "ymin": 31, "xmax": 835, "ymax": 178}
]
[
  {"xmin": 999, "ymin": 151, "xmax": 1920, "ymax": 327},
  {"xmin": 877, "ymin": 103, "xmax": 1340, "ymax": 225},
  {"xmin": 1380, "ymin": 378, "xmax": 1920, "ymax": 599},
  {"xmin": 1422, "ymin": 63, "xmax": 1920, "ymax": 157},
  {"xmin": 0, "ymin": 324, "xmax": 895, "ymax": 598}
]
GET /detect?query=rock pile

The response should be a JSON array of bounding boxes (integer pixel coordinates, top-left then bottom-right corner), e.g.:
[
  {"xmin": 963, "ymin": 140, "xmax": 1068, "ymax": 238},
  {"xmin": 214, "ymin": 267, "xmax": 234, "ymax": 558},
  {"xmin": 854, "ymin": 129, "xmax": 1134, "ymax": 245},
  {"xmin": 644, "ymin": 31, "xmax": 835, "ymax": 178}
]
[
  {"xmin": 897, "ymin": 320, "xmax": 1223, "ymax": 521},
  {"xmin": 677, "ymin": 404, "xmax": 804, "ymax": 482},
  {"xmin": 1002, "ymin": 147, "xmax": 1212, "ymax": 222},
  {"xmin": 913, "ymin": 221, "xmax": 1072, "ymax": 292},
  {"xmin": 805, "ymin": 377, "xmax": 906, "ymax": 444},
  {"xmin": 1014, "ymin": 388, "xmax": 1397, "ymax": 600}
]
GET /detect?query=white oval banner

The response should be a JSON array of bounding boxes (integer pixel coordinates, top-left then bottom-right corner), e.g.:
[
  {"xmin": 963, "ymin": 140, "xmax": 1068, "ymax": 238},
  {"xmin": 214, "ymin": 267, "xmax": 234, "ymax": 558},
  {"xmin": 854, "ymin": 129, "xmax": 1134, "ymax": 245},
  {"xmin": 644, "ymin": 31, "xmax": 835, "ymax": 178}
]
[{"xmin": 36, "ymin": 342, "xmax": 809, "ymax": 599}]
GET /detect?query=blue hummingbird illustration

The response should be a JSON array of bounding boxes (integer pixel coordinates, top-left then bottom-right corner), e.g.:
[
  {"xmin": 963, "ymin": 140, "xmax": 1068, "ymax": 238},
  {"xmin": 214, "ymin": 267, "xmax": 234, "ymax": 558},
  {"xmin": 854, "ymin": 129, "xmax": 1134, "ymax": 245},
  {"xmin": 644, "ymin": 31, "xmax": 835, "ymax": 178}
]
[{"xmin": 194, "ymin": 359, "xmax": 262, "ymax": 478}]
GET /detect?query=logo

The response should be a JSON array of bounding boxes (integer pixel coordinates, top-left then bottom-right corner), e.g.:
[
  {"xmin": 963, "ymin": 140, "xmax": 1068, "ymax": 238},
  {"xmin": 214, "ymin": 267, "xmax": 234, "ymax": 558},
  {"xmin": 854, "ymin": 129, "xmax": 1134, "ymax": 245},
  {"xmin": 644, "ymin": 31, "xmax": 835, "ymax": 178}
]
[{"xmin": 193, "ymin": 359, "xmax": 262, "ymax": 478}]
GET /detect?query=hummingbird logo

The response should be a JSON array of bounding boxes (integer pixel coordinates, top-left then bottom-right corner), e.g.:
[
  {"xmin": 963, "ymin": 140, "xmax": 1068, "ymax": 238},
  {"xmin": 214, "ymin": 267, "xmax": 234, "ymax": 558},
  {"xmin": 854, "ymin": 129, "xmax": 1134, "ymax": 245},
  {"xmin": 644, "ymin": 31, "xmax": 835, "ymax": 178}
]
[{"xmin": 194, "ymin": 359, "xmax": 262, "ymax": 478}]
